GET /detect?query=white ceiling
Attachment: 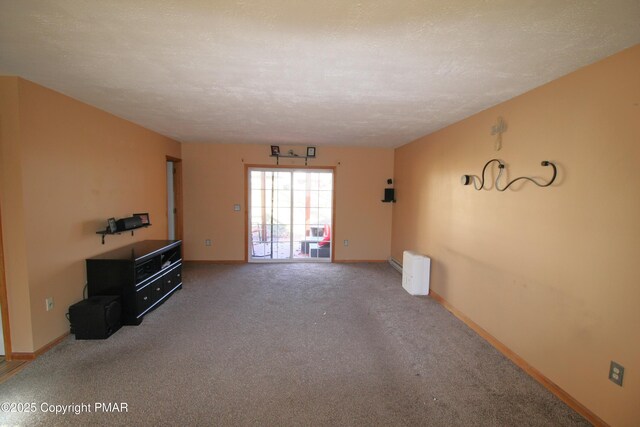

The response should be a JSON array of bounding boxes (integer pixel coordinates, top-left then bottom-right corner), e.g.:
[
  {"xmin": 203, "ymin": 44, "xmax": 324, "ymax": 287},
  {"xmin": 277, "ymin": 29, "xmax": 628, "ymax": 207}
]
[{"xmin": 1, "ymin": 1, "xmax": 639, "ymax": 148}]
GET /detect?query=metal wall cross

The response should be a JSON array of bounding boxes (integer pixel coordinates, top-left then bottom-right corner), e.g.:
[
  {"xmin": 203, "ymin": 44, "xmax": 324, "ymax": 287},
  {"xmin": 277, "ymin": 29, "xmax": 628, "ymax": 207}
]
[{"xmin": 491, "ymin": 116, "xmax": 507, "ymax": 151}]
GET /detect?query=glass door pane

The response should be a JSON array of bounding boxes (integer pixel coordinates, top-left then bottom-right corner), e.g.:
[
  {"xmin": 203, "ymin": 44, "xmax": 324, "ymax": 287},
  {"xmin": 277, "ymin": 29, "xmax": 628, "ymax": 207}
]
[
  {"xmin": 249, "ymin": 169, "xmax": 291, "ymax": 260},
  {"xmin": 249, "ymin": 168, "xmax": 332, "ymax": 262}
]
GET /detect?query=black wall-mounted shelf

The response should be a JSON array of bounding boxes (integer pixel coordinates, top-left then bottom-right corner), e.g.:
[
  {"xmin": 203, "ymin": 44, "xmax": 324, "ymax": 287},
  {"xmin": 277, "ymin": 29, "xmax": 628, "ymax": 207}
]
[
  {"xmin": 271, "ymin": 154, "xmax": 312, "ymax": 166},
  {"xmin": 97, "ymin": 224, "xmax": 151, "ymax": 244}
]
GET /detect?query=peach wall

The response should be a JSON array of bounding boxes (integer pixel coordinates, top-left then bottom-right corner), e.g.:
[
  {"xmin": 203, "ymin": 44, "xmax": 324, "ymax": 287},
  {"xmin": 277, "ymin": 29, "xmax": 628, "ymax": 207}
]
[
  {"xmin": 391, "ymin": 45, "xmax": 640, "ymax": 426},
  {"xmin": 0, "ymin": 77, "xmax": 181, "ymax": 352},
  {"xmin": 182, "ymin": 143, "xmax": 393, "ymax": 262},
  {"xmin": 0, "ymin": 77, "xmax": 33, "ymax": 352}
]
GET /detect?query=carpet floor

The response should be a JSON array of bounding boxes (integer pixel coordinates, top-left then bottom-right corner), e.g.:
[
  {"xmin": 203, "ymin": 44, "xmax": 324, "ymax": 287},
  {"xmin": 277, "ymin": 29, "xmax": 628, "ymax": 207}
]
[{"xmin": 0, "ymin": 262, "xmax": 588, "ymax": 426}]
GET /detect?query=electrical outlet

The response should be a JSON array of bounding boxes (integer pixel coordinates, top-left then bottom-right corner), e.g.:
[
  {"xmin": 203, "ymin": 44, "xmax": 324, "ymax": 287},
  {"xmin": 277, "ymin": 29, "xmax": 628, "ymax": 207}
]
[
  {"xmin": 343, "ymin": 240, "xmax": 349, "ymax": 246},
  {"xmin": 45, "ymin": 297, "xmax": 54, "ymax": 312},
  {"xmin": 233, "ymin": 204, "xmax": 241, "ymax": 212},
  {"xmin": 205, "ymin": 239, "xmax": 212, "ymax": 246},
  {"xmin": 609, "ymin": 361, "xmax": 624, "ymax": 386}
]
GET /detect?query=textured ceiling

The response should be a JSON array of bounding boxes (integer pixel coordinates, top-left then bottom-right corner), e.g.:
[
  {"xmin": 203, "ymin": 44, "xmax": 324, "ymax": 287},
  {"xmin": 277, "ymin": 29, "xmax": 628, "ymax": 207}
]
[{"xmin": 1, "ymin": 1, "xmax": 639, "ymax": 147}]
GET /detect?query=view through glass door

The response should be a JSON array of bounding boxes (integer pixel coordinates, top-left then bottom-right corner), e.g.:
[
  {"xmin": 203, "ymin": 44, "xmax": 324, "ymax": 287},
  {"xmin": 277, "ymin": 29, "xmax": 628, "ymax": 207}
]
[{"xmin": 249, "ymin": 168, "xmax": 333, "ymax": 262}]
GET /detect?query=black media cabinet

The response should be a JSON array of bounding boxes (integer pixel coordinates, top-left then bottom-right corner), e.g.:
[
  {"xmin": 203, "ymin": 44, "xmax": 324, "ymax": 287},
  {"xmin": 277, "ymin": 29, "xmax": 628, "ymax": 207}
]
[{"xmin": 86, "ymin": 240, "xmax": 182, "ymax": 325}]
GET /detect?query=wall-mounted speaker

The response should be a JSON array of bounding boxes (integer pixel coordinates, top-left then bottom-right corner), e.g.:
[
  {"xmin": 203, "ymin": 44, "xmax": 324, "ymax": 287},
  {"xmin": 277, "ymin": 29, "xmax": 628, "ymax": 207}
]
[
  {"xmin": 116, "ymin": 216, "xmax": 142, "ymax": 232},
  {"xmin": 382, "ymin": 188, "xmax": 396, "ymax": 203}
]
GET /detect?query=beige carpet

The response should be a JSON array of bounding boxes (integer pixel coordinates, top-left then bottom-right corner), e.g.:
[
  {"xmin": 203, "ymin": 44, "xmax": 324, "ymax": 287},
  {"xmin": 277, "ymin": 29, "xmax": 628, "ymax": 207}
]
[{"xmin": 0, "ymin": 262, "xmax": 588, "ymax": 426}]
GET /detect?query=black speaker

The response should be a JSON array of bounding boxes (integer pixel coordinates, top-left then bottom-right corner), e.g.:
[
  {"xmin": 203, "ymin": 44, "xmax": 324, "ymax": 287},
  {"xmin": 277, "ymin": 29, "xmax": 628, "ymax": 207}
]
[
  {"xmin": 69, "ymin": 296, "xmax": 122, "ymax": 339},
  {"xmin": 116, "ymin": 216, "xmax": 142, "ymax": 232},
  {"xmin": 383, "ymin": 188, "xmax": 395, "ymax": 202}
]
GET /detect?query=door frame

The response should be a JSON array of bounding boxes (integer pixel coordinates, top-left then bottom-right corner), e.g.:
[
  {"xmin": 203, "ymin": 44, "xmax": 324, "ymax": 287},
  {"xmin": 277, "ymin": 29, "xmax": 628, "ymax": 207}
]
[
  {"xmin": 244, "ymin": 164, "xmax": 336, "ymax": 263},
  {"xmin": 0, "ymin": 203, "xmax": 12, "ymax": 360},
  {"xmin": 166, "ymin": 156, "xmax": 183, "ymax": 241}
]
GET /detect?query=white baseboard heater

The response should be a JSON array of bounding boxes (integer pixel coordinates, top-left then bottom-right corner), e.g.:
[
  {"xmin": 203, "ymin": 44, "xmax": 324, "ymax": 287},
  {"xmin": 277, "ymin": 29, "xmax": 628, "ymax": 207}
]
[
  {"xmin": 401, "ymin": 250, "xmax": 431, "ymax": 295},
  {"xmin": 388, "ymin": 257, "xmax": 403, "ymax": 273}
]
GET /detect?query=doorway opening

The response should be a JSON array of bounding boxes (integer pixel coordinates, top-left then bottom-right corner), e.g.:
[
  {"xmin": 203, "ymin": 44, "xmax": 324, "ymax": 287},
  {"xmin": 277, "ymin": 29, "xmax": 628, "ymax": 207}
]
[
  {"xmin": 166, "ymin": 157, "xmax": 183, "ymax": 241},
  {"xmin": 248, "ymin": 168, "xmax": 334, "ymax": 262}
]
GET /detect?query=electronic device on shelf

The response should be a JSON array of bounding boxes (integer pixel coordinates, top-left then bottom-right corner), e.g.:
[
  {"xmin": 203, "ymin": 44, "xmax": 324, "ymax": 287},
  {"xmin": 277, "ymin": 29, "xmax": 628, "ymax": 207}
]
[{"xmin": 116, "ymin": 216, "xmax": 143, "ymax": 232}]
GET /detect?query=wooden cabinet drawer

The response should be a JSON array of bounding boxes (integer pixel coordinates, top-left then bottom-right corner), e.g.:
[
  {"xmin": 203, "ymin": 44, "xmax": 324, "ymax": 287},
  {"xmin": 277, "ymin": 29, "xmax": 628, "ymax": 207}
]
[
  {"xmin": 151, "ymin": 279, "xmax": 165, "ymax": 301},
  {"xmin": 136, "ymin": 285, "xmax": 153, "ymax": 312},
  {"xmin": 164, "ymin": 266, "xmax": 182, "ymax": 293}
]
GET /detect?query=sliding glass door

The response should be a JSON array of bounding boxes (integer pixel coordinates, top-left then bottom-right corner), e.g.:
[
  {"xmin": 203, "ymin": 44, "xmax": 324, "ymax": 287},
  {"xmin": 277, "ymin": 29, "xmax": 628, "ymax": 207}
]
[{"xmin": 249, "ymin": 168, "xmax": 333, "ymax": 262}]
